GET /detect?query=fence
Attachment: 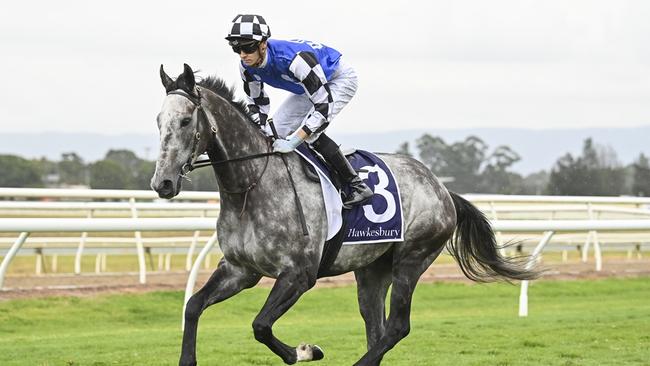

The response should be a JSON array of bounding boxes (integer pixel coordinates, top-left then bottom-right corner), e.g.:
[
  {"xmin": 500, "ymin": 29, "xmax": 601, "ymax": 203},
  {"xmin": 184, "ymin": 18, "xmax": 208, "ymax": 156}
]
[
  {"xmin": 489, "ymin": 219, "xmax": 650, "ymax": 316},
  {"xmin": 0, "ymin": 218, "xmax": 217, "ymax": 288},
  {"xmin": 0, "ymin": 187, "xmax": 220, "ymax": 201},
  {"xmin": 1, "ymin": 188, "xmax": 650, "ymax": 320},
  {"xmin": 0, "ymin": 187, "xmax": 220, "ymax": 280}
]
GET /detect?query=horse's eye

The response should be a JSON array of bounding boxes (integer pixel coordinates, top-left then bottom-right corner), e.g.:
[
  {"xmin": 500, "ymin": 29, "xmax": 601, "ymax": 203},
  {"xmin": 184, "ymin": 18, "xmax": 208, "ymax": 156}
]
[{"xmin": 180, "ymin": 118, "xmax": 192, "ymax": 127}]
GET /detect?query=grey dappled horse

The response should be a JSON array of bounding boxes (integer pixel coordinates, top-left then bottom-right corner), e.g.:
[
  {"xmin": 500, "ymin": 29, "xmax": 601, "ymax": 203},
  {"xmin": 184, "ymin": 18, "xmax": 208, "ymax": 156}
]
[{"xmin": 151, "ymin": 64, "xmax": 538, "ymax": 366}]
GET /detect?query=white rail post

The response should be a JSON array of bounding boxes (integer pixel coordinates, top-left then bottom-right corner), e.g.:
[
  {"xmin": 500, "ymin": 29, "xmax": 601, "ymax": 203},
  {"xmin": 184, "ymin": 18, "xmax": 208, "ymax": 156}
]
[
  {"xmin": 35, "ymin": 249, "xmax": 43, "ymax": 276},
  {"xmin": 519, "ymin": 231, "xmax": 555, "ymax": 317},
  {"xmin": 581, "ymin": 206, "xmax": 590, "ymax": 263},
  {"xmin": 95, "ymin": 253, "xmax": 102, "ymax": 273},
  {"xmin": 186, "ymin": 210, "xmax": 206, "ymax": 271},
  {"xmin": 182, "ymin": 232, "xmax": 218, "ymax": 330},
  {"xmin": 0, "ymin": 232, "xmax": 30, "ymax": 289},
  {"xmin": 593, "ymin": 210, "xmax": 602, "ymax": 271},
  {"xmin": 52, "ymin": 254, "xmax": 58, "ymax": 273},
  {"xmin": 129, "ymin": 198, "xmax": 147, "ymax": 284},
  {"xmin": 101, "ymin": 253, "xmax": 107, "ymax": 272},
  {"xmin": 593, "ymin": 231, "xmax": 602, "ymax": 271},
  {"xmin": 165, "ymin": 253, "xmax": 172, "ymax": 271},
  {"xmin": 75, "ymin": 210, "xmax": 93, "ymax": 275}
]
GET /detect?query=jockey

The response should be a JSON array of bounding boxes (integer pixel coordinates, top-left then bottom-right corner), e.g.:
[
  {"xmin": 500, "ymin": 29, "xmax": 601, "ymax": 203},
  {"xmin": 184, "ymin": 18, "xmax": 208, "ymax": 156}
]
[{"xmin": 226, "ymin": 14, "xmax": 373, "ymax": 208}]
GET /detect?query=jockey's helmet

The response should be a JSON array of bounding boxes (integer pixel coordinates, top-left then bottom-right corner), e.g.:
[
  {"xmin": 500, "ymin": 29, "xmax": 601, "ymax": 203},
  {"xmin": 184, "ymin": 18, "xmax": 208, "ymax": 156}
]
[{"xmin": 225, "ymin": 14, "xmax": 271, "ymax": 42}]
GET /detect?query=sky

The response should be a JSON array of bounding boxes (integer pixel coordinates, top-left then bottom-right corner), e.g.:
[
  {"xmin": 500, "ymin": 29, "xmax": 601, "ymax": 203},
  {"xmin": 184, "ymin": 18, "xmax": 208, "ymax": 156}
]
[{"xmin": 1, "ymin": 0, "xmax": 649, "ymax": 136}]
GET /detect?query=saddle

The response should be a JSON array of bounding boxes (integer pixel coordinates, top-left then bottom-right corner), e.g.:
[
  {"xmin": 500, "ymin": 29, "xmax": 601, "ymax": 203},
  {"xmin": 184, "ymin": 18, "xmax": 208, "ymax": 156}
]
[{"xmin": 300, "ymin": 146, "xmax": 358, "ymax": 190}]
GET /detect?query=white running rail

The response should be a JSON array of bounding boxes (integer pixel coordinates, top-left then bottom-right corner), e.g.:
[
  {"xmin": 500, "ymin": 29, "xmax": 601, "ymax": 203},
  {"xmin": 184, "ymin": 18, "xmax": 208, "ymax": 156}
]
[
  {"xmin": 489, "ymin": 220, "xmax": 650, "ymax": 317},
  {"xmin": 0, "ymin": 187, "xmax": 220, "ymax": 201},
  {"xmin": 2, "ymin": 217, "xmax": 649, "ymax": 322},
  {"xmin": 0, "ymin": 218, "xmax": 216, "ymax": 288},
  {"xmin": 1, "ymin": 188, "xmax": 649, "ymax": 320}
]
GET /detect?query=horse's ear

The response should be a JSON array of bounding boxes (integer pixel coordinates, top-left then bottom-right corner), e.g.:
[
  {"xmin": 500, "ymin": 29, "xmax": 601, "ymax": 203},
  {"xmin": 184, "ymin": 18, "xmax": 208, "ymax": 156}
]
[
  {"xmin": 181, "ymin": 63, "xmax": 196, "ymax": 91},
  {"xmin": 160, "ymin": 65, "xmax": 174, "ymax": 91}
]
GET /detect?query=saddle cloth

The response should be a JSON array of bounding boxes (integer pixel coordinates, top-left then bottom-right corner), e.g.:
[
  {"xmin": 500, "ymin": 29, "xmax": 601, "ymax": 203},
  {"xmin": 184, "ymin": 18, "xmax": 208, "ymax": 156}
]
[{"xmin": 295, "ymin": 145, "xmax": 404, "ymax": 245}]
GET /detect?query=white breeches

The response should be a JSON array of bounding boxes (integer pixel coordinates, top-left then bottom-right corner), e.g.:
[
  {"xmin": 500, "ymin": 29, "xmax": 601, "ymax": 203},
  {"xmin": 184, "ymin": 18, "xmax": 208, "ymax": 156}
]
[{"xmin": 272, "ymin": 59, "xmax": 358, "ymax": 143}]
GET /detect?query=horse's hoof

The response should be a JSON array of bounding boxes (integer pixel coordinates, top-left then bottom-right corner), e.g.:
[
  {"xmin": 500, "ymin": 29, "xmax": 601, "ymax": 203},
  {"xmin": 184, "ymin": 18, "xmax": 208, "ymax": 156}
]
[
  {"xmin": 312, "ymin": 345, "xmax": 324, "ymax": 361},
  {"xmin": 296, "ymin": 343, "xmax": 325, "ymax": 362}
]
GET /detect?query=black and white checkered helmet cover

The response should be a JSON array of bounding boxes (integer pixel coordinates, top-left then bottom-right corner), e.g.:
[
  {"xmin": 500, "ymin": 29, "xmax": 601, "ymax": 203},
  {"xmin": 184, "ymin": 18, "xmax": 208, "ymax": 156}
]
[{"xmin": 226, "ymin": 14, "xmax": 271, "ymax": 41}]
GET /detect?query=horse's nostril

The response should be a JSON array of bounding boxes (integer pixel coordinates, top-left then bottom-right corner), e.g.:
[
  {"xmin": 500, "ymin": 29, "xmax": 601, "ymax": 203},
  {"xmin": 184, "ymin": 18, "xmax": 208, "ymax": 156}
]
[
  {"xmin": 156, "ymin": 179, "xmax": 175, "ymax": 198},
  {"xmin": 161, "ymin": 180, "xmax": 173, "ymax": 191}
]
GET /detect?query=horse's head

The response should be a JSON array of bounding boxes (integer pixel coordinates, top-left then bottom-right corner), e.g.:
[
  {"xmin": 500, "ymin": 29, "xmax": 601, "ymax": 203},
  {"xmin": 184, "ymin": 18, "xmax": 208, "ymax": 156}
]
[{"xmin": 151, "ymin": 64, "xmax": 210, "ymax": 198}]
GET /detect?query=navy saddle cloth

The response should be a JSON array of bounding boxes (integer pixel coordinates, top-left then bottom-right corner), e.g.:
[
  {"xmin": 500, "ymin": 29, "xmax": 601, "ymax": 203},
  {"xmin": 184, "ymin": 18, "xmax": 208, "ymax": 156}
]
[{"xmin": 295, "ymin": 144, "xmax": 404, "ymax": 245}]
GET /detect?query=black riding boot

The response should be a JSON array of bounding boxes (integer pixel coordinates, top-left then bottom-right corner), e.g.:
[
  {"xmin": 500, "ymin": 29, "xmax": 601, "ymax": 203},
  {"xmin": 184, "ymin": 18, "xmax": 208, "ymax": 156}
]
[{"xmin": 312, "ymin": 134, "xmax": 373, "ymax": 208}]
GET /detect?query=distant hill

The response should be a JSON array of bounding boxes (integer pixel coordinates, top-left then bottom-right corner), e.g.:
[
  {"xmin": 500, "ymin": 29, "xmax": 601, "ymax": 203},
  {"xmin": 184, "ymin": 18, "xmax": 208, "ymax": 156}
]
[{"xmin": 2, "ymin": 127, "xmax": 649, "ymax": 174}]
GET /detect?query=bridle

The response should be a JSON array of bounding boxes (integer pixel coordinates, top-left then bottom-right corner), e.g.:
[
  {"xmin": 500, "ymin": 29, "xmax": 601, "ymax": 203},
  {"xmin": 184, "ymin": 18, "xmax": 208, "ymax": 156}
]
[
  {"xmin": 164, "ymin": 86, "xmax": 309, "ymax": 235},
  {"xmin": 166, "ymin": 86, "xmax": 276, "ymax": 217}
]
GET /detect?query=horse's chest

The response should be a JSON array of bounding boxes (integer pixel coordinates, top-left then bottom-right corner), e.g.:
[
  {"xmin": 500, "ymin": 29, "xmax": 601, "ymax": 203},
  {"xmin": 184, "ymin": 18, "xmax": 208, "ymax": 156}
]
[{"xmin": 217, "ymin": 226, "xmax": 286, "ymax": 276}]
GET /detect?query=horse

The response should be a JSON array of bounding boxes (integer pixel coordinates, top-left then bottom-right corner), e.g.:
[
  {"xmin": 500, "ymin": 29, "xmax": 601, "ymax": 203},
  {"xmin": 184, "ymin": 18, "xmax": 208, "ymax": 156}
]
[{"xmin": 151, "ymin": 64, "xmax": 538, "ymax": 366}]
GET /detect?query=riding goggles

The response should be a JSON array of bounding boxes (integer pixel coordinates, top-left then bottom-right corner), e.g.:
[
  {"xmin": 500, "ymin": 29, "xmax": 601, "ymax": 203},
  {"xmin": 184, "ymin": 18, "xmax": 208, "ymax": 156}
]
[{"xmin": 230, "ymin": 40, "xmax": 260, "ymax": 54}]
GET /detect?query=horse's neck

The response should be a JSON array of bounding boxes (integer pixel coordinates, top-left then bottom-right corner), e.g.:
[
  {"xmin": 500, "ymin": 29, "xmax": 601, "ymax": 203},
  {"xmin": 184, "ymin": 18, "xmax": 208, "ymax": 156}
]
[{"xmin": 202, "ymin": 92, "xmax": 270, "ymax": 199}]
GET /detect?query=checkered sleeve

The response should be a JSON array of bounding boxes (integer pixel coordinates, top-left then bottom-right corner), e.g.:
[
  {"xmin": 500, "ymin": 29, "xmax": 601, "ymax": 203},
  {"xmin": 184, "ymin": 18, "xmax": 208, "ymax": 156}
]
[
  {"xmin": 288, "ymin": 52, "xmax": 333, "ymax": 136},
  {"xmin": 239, "ymin": 63, "xmax": 270, "ymax": 126}
]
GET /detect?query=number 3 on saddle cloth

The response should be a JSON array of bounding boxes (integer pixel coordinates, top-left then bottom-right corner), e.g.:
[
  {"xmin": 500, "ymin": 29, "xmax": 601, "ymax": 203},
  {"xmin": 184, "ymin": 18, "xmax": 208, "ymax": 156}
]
[{"xmin": 294, "ymin": 144, "xmax": 405, "ymax": 274}]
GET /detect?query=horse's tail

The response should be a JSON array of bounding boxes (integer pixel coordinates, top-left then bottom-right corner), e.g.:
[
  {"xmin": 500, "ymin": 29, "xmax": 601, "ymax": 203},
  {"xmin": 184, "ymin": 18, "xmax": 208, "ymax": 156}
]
[{"xmin": 447, "ymin": 191, "xmax": 540, "ymax": 282}]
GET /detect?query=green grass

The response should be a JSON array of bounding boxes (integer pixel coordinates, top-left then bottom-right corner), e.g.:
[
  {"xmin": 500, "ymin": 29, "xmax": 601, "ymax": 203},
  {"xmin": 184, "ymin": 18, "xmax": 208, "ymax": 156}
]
[{"xmin": 1, "ymin": 278, "xmax": 649, "ymax": 365}]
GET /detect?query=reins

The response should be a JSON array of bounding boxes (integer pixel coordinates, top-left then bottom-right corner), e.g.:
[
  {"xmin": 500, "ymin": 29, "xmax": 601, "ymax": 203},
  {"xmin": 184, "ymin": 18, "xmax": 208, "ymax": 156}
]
[{"xmin": 166, "ymin": 87, "xmax": 309, "ymax": 236}]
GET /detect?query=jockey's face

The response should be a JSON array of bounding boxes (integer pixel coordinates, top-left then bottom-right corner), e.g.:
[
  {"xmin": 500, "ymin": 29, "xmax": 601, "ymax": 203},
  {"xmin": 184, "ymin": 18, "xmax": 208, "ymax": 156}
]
[{"xmin": 239, "ymin": 41, "xmax": 267, "ymax": 68}]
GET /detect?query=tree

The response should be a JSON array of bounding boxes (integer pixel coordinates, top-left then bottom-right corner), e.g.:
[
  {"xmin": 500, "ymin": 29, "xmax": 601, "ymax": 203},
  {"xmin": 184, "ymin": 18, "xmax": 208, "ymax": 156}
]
[
  {"xmin": 520, "ymin": 171, "xmax": 549, "ymax": 195},
  {"xmin": 103, "ymin": 149, "xmax": 156, "ymax": 190},
  {"xmin": 105, "ymin": 149, "xmax": 141, "ymax": 172},
  {"xmin": 396, "ymin": 142, "xmax": 412, "ymax": 157},
  {"xmin": 632, "ymin": 153, "xmax": 650, "ymax": 196},
  {"xmin": 186, "ymin": 168, "xmax": 219, "ymax": 191},
  {"xmin": 443, "ymin": 136, "xmax": 488, "ymax": 193},
  {"xmin": 132, "ymin": 160, "xmax": 156, "ymax": 190},
  {"xmin": 410, "ymin": 134, "xmax": 525, "ymax": 193},
  {"xmin": 0, "ymin": 155, "xmax": 43, "ymax": 188},
  {"xmin": 415, "ymin": 134, "xmax": 449, "ymax": 173},
  {"xmin": 89, "ymin": 160, "xmax": 130, "ymax": 189},
  {"xmin": 477, "ymin": 146, "xmax": 523, "ymax": 194},
  {"xmin": 547, "ymin": 153, "xmax": 585, "ymax": 195},
  {"xmin": 58, "ymin": 152, "xmax": 87, "ymax": 185},
  {"xmin": 547, "ymin": 138, "xmax": 626, "ymax": 196}
]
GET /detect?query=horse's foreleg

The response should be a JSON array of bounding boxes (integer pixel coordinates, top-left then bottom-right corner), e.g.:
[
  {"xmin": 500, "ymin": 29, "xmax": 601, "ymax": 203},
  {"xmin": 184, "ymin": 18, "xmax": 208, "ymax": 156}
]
[
  {"xmin": 179, "ymin": 258, "xmax": 261, "ymax": 366},
  {"xmin": 354, "ymin": 256, "xmax": 392, "ymax": 353},
  {"xmin": 252, "ymin": 271, "xmax": 318, "ymax": 364}
]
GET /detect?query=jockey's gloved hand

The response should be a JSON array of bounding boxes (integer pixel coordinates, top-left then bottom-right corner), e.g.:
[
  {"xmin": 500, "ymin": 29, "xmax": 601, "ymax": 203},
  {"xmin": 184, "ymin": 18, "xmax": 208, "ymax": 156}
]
[{"xmin": 273, "ymin": 134, "xmax": 303, "ymax": 153}]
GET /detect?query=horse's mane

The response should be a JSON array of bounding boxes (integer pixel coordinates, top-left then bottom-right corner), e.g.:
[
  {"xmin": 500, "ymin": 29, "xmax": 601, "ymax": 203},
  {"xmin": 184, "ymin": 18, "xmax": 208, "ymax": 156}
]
[{"xmin": 197, "ymin": 75, "xmax": 254, "ymax": 123}]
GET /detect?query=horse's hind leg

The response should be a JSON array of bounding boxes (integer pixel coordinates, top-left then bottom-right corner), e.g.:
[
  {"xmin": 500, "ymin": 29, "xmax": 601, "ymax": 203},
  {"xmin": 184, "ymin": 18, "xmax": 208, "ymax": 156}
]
[
  {"xmin": 354, "ymin": 253, "xmax": 392, "ymax": 353},
  {"xmin": 179, "ymin": 258, "xmax": 261, "ymax": 366},
  {"xmin": 252, "ymin": 270, "xmax": 320, "ymax": 364},
  {"xmin": 353, "ymin": 241, "xmax": 446, "ymax": 366}
]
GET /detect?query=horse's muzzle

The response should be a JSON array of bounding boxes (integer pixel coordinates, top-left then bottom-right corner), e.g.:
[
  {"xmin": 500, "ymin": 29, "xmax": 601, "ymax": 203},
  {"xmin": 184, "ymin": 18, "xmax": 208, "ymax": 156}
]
[{"xmin": 154, "ymin": 179, "xmax": 176, "ymax": 199}]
